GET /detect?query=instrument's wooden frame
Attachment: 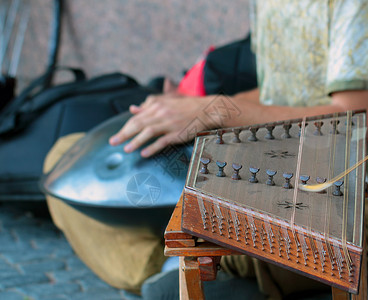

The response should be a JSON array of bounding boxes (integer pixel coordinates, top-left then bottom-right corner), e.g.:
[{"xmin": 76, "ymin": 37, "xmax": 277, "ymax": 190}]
[
  {"xmin": 181, "ymin": 111, "xmax": 366, "ymax": 294},
  {"xmin": 165, "ymin": 196, "xmax": 367, "ymax": 300},
  {"xmin": 182, "ymin": 191, "xmax": 363, "ymax": 293}
]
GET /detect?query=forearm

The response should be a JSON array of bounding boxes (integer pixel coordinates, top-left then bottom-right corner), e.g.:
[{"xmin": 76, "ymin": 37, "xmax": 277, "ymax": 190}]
[
  {"xmin": 221, "ymin": 90, "xmax": 368, "ymax": 128},
  {"xmin": 110, "ymin": 89, "xmax": 367, "ymax": 157}
]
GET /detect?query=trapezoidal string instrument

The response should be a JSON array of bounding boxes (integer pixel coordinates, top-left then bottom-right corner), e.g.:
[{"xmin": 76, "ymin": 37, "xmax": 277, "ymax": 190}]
[{"xmin": 181, "ymin": 110, "xmax": 366, "ymax": 294}]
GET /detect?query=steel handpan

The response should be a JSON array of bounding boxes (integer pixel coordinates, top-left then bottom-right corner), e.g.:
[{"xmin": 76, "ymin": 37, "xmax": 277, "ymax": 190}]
[{"xmin": 40, "ymin": 112, "xmax": 192, "ymax": 231}]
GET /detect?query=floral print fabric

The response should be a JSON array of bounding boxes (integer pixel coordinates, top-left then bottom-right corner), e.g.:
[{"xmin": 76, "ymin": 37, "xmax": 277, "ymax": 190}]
[{"xmin": 250, "ymin": 0, "xmax": 368, "ymax": 107}]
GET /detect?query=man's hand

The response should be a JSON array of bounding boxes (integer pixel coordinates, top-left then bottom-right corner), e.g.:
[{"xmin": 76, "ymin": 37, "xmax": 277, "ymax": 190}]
[
  {"xmin": 109, "ymin": 93, "xmax": 215, "ymax": 157},
  {"xmin": 109, "ymin": 86, "xmax": 368, "ymax": 158}
]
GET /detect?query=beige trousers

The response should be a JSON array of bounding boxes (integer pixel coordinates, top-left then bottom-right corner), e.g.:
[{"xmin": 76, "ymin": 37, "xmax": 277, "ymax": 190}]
[{"xmin": 43, "ymin": 133, "xmax": 166, "ymax": 294}]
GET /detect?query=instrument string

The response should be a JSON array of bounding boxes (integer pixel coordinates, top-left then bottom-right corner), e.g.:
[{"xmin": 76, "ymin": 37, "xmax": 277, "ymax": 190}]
[
  {"xmin": 299, "ymin": 155, "xmax": 368, "ymax": 192},
  {"xmin": 324, "ymin": 113, "xmax": 338, "ymax": 268},
  {"xmin": 291, "ymin": 117, "xmax": 306, "ymax": 234},
  {"xmin": 353, "ymin": 114, "xmax": 365, "ymax": 252},
  {"xmin": 297, "ymin": 112, "xmax": 366, "ymax": 270},
  {"xmin": 342, "ymin": 112, "xmax": 352, "ymax": 268},
  {"xmin": 194, "ymin": 138, "xmax": 207, "ymax": 188},
  {"xmin": 353, "ymin": 116, "xmax": 360, "ymax": 246},
  {"xmin": 308, "ymin": 117, "xmax": 321, "ymax": 259}
]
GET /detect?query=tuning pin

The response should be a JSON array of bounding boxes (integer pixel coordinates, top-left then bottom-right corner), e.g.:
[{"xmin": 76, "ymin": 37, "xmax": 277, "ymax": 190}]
[
  {"xmin": 333, "ymin": 180, "xmax": 344, "ymax": 196},
  {"xmin": 300, "ymin": 175, "xmax": 310, "ymax": 185},
  {"xmin": 248, "ymin": 127, "xmax": 259, "ymax": 141},
  {"xmin": 266, "ymin": 169, "xmax": 277, "ymax": 186},
  {"xmin": 199, "ymin": 157, "xmax": 211, "ymax": 174},
  {"xmin": 313, "ymin": 121, "xmax": 324, "ymax": 136},
  {"xmin": 282, "ymin": 123, "xmax": 292, "ymax": 139},
  {"xmin": 216, "ymin": 129, "xmax": 224, "ymax": 144},
  {"xmin": 265, "ymin": 124, "xmax": 275, "ymax": 140},
  {"xmin": 231, "ymin": 163, "xmax": 242, "ymax": 180},
  {"xmin": 249, "ymin": 167, "xmax": 260, "ymax": 183},
  {"xmin": 232, "ymin": 128, "xmax": 241, "ymax": 143},
  {"xmin": 345, "ymin": 119, "xmax": 355, "ymax": 126},
  {"xmin": 298, "ymin": 122, "xmax": 308, "ymax": 137},
  {"xmin": 330, "ymin": 120, "xmax": 340, "ymax": 134},
  {"xmin": 216, "ymin": 161, "xmax": 227, "ymax": 177},
  {"xmin": 316, "ymin": 177, "xmax": 327, "ymax": 193},
  {"xmin": 283, "ymin": 173, "xmax": 293, "ymax": 189}
]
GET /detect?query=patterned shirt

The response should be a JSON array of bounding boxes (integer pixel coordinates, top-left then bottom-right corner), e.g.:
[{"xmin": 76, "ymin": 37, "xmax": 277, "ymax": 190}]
[{"xmin": 250, "ymin": 0, "xmax": 368, "ymax": 107}]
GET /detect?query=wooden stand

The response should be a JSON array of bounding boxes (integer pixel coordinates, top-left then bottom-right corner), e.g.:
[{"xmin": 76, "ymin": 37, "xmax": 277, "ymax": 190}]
[{"xmin": 164, "ymin": 196, "xmax": 367, "ymax": 300}]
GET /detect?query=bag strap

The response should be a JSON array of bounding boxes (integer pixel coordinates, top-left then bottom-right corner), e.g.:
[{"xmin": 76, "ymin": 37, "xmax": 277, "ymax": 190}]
[
  {"xmin": 0, "ymin": 67, "xmax": 86, "ymax": 135},
  {"xmin": 18, "ymin": 72, "xmax": 137, "ymax": 115}
]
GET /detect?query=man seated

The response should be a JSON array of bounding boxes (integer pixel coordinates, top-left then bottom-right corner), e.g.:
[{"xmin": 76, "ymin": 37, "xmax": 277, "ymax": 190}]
[{"xmin": 45, "ymin": 1, "xmax": 368, "ymax": 299}]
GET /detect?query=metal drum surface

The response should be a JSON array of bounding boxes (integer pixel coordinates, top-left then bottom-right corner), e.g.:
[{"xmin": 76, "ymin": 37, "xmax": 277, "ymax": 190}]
[{"xmin": 40, "ymin": 112, "xmax": 192, "ymax": 231}]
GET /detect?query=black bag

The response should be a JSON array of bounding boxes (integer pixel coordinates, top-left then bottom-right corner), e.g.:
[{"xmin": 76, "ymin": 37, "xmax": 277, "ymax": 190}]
[
  {"xmin": 0, "ymin": 68, "xmax": 155, "ymax": 201},
  {"xmin": 204, "ymin": 34, "xmax": 257, "ymax": 96}
]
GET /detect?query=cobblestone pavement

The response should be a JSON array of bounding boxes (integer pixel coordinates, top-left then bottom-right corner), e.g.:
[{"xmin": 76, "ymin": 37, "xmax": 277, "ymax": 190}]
[{"xmin": 0, "ymin": 202, "xmax": 140, "ymax": 300}]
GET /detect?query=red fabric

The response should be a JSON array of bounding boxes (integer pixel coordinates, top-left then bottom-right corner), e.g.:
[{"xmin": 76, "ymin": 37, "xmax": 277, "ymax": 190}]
[{"xmin": 177, "ymin": 46, "xmax": 215, "ymax": 97}]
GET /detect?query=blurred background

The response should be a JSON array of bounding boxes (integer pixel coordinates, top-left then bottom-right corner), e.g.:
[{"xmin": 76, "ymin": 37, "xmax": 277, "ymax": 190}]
[{"xmin": 2, "ymin": 0, "xmax": 250, "ymax": 93}]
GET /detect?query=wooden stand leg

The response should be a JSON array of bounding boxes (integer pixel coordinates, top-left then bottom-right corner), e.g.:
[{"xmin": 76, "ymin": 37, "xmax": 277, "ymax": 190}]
[
  {"xmin": 179, "ymin": 257, "xmax": 205, "ymax": 300},
  {"xmin": 331, "ymin": 287, "xmax": 349, "ymax": 300}
]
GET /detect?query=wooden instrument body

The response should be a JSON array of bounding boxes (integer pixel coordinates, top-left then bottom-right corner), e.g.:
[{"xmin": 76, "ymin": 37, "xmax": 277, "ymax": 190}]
[{"xmin": 182, "ymin": 111, "xmax": 366, "ymax": 294}]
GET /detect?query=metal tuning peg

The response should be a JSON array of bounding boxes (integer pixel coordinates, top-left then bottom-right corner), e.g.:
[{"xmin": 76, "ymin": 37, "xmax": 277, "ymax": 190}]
[
  {"xmin": 249, "ymin": 167, "xmax": 260, "ymax": 183},
  {"xmin": 282, "ymin": 123, "xmax": 292, "ymax": 139},
  {"xmin": 300, "ymin": 175, "xmax": 310, "ymax": 185},
  {"xmin": 313, "ymin": 121, "xmax": 324, "ymax": 136},
  {"xmin": 199, "ymin": 157, "xmax": 211, "ymax": 174},
  {"xmin": 333, "ymin": 180, "xmax": 344, "ymax": 196},
  {"xmin": 216, "ymin": 129, "xmax": 224, "ymax": 144},
  {"xmin": 316, "ymin": 177, "xmax": 327, "ymax": 193},
  {"xmin": 265, "ymin": 124, "xmax": 275, "ymax": 140},
  {"xmin": 345, "ymin": 118, "xmax": 355, "ymax": 126},
  {"xmin": 248, "ymin": 127, "xmax": 259, "ymax": 142},
  {"xmin": 231, "ymin": 163, "xmax": 242, "ymax": 180},
  {"xmin": 283, "ymin": 173, "xmax": 293, "ymax": 189},
  {"xmin": 266, "ymin": 169, "xmax": 277, "ymax": 186},
  {"xmin": 216, "ymin": 161, "xmax": 227, "ymax": 177},
  {"xmin": 298, "ymin": 122, "xmax": 308, "ymax": 137},
  {"xmin": 330, "ymin": 120, "xmax": 340, "ymax": 134},
  {"xmin": 232, "ymin": 128, "xmax": 241, "ymax": 143}
]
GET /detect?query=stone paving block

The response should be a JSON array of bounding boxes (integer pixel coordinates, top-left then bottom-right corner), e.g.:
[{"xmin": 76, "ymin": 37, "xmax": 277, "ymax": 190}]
[
  {"xmin": 0, "ymin": 215, "xmax": 40, "ymax": 228},
  {"xmin": 65, "ymin": 288, "xmax": 124, "ymax": 300},
  {"xmin": 0, "ymin": 204, "xmax": 132, "ymax": 299},
  {"xmin": 0, "ymin": 232, "xmax": 28, "ymax": 252},
  {"xmin": 51, "ymin": 267, "xmax": 93, "ymax": 283},
  {"xmin": 0, "ymin": 268, "xmax": 23, "ymax": 280},
  {"xmin": 8, "ymin": 225, "xmax": 61, "ymax": 241},
  {"xmin": 0, "ymin": 290, "xmax": 28, "ymax": 300},
  {"xmin": 32, "ymin": 237, "xmax": 75, "ymax": 259},
  {"xmin": 20, "ymin": 258, "xmax": 66, "ymax": 274},
  {"xmin": 0, "ymin": 255, "xmax": 12, "ymax": 270},
  {"xmin": 51, "ymin": 243, "xmax": 75, "ymax": 258},
  {"xmin": 2, "ymin": 248, "xmax": 55, "ymax": 264},
  {"xmin": 1, "ymin": 273, "xmax": 49, "ymax": 289},
  {"xmin": 37, "ymin": 220, "xmax": 58, "ymax": 229},
  {"xmin": 64, "ymin": 256, "xmax": 87, "ymax": 271},
  {"xmin": 0, "ymin": 207, "xmax": 41, "ymax": 226},
  {"xmin": 38, "ymin": 295, "xmax": 69, "ymax": 300},
  {"xmin": 76, "ymin": 274, "xmax": 111, "ymax": 291},
  {"xmin": 18, "ymin": 282, "xmax": 81, "ymax": 299},
  {"xmin": 33, "ymin": 237, "xmax": 71, "ymax": 251}
]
